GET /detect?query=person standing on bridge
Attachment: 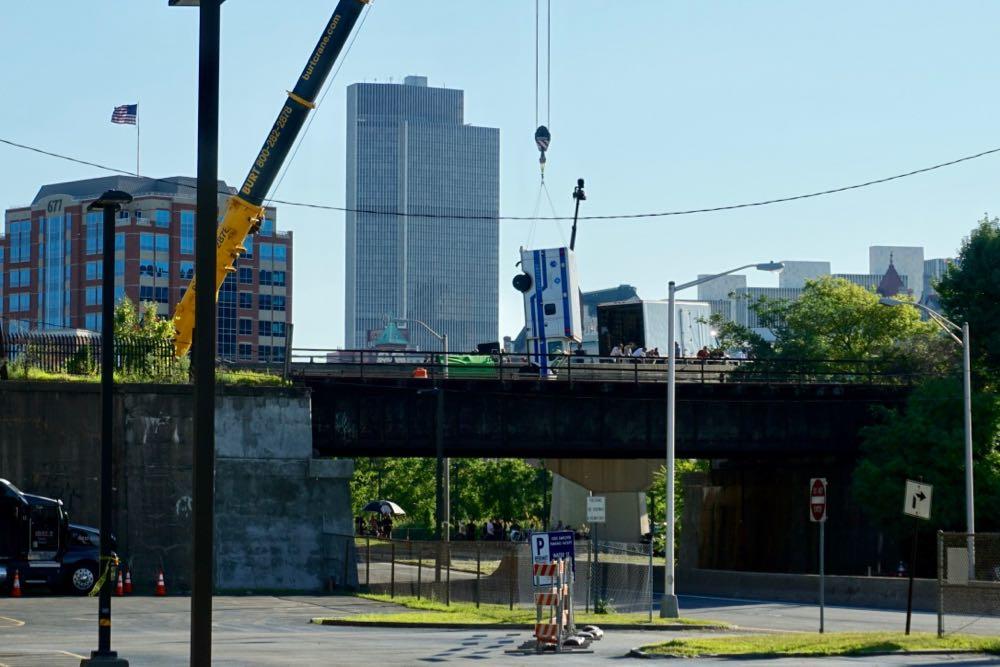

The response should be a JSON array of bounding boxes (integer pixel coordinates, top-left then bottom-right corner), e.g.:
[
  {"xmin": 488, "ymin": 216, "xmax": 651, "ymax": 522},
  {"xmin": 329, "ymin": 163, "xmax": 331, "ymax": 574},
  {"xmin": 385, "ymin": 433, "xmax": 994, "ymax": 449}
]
[{"xmin": 610, "ymin": 343, "xmax": 623, "ymax": 362}]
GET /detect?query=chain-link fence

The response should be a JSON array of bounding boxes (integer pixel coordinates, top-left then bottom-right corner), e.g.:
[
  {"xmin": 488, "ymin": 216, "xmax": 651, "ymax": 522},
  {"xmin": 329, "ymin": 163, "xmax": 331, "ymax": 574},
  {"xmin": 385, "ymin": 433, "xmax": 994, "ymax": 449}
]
[
  {"xmin": 938, "ymin": 532, "xmax": 1000, "ymax": 636},
  {"xmin": 583, "ymin": 540, "xmax": 655, "ymax": 620},
  {"xmin": 354, "ymin": 537, "xmax": 653, "ymax": 619}
]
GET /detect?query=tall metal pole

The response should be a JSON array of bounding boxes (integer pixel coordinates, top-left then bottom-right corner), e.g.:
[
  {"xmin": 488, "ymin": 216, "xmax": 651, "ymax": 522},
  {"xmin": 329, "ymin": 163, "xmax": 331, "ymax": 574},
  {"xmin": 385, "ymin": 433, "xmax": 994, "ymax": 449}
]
[
  {"xmin": 191, "ymin": 1, "xmax": 220, "ymax": 663},
  {"xmin": 819, "ymin": 521, "xmax": 825, "ymax": 634},
  {"xmin": 82, "ymin": 191, "xmax": 132, "ymax": 667},
  {"xmin": 661, "ymin": 281, "xmax": 679, "ymax": 617},
  {"xmin": 962, "ymin": 322, "xmax": 975, "ymax": 579}
]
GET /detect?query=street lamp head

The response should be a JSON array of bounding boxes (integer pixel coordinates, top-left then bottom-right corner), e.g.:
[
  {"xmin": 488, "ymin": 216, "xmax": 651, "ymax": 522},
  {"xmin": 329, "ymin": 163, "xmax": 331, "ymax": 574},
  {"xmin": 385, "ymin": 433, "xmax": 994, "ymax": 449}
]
[
  {"xmin": 87, "ymin": 190, "xmax": 133, "ymax": 212},
  {"xmin": 879, "ymin": 297, "xmax": 904, "ymax": 307},
  {"xmin": 755, "ymin": 261, "xmax": 784, "ymax": 272}
]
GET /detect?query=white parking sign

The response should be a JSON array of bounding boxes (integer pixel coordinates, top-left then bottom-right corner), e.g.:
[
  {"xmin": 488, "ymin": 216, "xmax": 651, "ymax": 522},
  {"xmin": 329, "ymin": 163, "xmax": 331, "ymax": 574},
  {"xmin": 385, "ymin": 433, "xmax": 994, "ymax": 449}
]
[{"xmin": 532, "ymin": 533, "xmax": 550, "ymax": 564}]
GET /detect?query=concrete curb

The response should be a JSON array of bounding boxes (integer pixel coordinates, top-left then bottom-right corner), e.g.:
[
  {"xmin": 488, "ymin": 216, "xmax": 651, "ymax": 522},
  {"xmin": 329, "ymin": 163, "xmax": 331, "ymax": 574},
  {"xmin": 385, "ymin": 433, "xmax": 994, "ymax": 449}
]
[
  {"xmin": 311, "ymin": 618, "xmax": 731, "ymax": 632},
  {"xmin": 626, "ymin": 647, "xmax": 990, "ymax": 660}
]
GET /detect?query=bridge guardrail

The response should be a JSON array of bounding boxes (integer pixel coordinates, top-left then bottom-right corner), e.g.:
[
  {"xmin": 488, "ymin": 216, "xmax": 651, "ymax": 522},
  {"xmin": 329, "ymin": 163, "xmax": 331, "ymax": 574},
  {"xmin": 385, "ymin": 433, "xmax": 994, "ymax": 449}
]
[{"xmin": 289, "ymin": 348, "xmax": 939, "ymax": 386}]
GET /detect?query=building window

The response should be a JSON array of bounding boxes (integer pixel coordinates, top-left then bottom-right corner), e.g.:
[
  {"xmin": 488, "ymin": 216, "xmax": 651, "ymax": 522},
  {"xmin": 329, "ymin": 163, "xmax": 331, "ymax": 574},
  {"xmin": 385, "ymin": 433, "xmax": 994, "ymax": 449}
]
[
  {"xmin": 140, "ymin": 285, "xmax": 153, "ymax": 301},
  {"xmin": 272, "ymin": 270, "xmax": 286, "ymax": 287},
  {"xmin": 217, "ymin": 273, "xmax": 237, "ymax": 358},
  {"xmin": 271, "ymin": 321, "xmax": 286, "ymax": 337},
  {"xmin": 259, "ymin": 270, "xmax": 272, "ymax": 286},
  {"xmin": 258, "ymin": 345, "xmax": 271, "ymax": 362},
  {"xmin": 9, "ymin": 268, "xmax": 30, "ymax": 288},
  {"xmin": 180, "ymin": 211, "xmax": 195, "ymax": 254},
  {"xmin": 260, "ymin": 217, "xmax": 274, "ymax": 236},
  {"xmin": 271, "ymin": 346, "xmax": 285, "ymax": 362},
  {"xmin": 259, "ymin": 320, "xmax": 272, "ymax": 336},
  {"xmin": 155, "ymin": 209, "xmax": 170, "ymax": 228},
  {"xmin": 239, "ymin": 292, "xmax": 253, "ymax": 309},
  {"xmin": 9, "ymin": 221, "xmax": 31, "ymax": 263},
  {"xmin": 238, "ymin": 343, "xmax": 253, "ymax": 360},
  {"xmin": 140, "ymin": 233, "xmax": 154, "ymax": 251},
  {"xmin": 179, "ymin": 262, "xmax": 194, "ymax": 280},
  {"xmin": 243, "ymin": 236, "xmax": 253, "ymax": 259},
  {"xmin": 239, "ymin": 318, "xmax": 253, "ymax": 336},
  {"xmin": 86, "ymin": 213, "xmax": 103, "ymax": 254},
  {"xmin": 85, "ymin": 313, "xmax": 103, "ymax": 332},
  {"xmin": 115, "ymin": 260, "xmax": 125, "ymax": 277},
  {"xmin": 155, "ymin": 235, "xmax": 169, "ymax": 253},
  {"xmin": 154, "ymin": 286, "xmax": 169, "ymax": 304},
  {"xmin": 273, "ymin": 245, "xmax": 287, "ymax": 262},
  {"xmin": 85, "ymin": 286, "xmax": 102, "ymax": 306},
  {"xmin": 115, "ymin": 233, "xmax": 125, "ymax": 251},
  {"xmin": 258, "ymin": 294, "xmax": 272, "ymax": 311},
  {"xmin": 238, "ymin": 267, "xmax": 253, "ymax": 285},
  {"xmin": 85, "ymin": 261, "xmax": 102, "ymax": 281},
  {"xmin": 272, "ymin": 295, "xmax": 286, "ymax": 312}
]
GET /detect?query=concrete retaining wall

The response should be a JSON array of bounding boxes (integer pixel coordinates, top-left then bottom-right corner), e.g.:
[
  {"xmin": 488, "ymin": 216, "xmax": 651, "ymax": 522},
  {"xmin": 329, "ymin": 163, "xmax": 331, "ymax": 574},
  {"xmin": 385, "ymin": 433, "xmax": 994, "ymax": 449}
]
[{"xmin": 0, "ymin": 382, "xmax": 356, "ymax": 593}]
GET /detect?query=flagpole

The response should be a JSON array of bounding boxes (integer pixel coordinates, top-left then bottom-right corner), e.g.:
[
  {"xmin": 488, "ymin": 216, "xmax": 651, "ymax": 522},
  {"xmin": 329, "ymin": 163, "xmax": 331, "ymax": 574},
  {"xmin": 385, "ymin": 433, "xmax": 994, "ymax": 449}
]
[{"xmin": 136, "ymin": 104, "xmax": 140, "ymax": 176}]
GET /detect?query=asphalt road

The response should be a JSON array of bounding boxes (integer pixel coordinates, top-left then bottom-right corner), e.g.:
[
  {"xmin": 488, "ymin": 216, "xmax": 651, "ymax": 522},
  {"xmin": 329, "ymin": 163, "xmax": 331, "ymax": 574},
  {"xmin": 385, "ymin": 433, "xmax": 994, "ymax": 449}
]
[
  {"xmin": 0, "ymin": 594, "xmax": 997, "ymax": 666},
  {"xmin": 673, "ymin": 593, "xmax": 1000, "ymax": 635}
]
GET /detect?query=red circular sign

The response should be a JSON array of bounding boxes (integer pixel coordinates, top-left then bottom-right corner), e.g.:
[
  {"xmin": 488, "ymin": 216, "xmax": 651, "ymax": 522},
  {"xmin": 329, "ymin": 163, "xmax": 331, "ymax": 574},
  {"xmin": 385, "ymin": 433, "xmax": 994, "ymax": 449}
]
[{"xmin": 810, "ymin": 479, "xmax": 827, "ymax": 522}]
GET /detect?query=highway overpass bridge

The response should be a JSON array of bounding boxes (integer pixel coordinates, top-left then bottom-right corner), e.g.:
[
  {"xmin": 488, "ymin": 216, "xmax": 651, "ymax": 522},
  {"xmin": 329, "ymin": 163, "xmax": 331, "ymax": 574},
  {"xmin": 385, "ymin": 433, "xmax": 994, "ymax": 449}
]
[{"xmin": 302, "ymin": 372, "xmax": 910, "ymax": 460}]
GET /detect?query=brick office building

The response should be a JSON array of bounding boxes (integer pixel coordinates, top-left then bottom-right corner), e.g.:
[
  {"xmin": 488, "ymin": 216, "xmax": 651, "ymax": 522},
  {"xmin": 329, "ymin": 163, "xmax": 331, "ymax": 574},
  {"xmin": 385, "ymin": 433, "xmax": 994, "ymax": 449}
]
[{"xmin": 0, "ymin": 175, "xmax": 292, "ymax": 362}]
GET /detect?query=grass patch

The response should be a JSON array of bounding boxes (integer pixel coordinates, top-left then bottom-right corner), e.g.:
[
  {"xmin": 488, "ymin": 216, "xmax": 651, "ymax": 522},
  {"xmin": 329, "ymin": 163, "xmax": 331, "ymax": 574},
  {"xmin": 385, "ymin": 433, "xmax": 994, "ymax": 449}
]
[
  {"xmin": 316, "ymin": 595, "xmax": 726, "ymax": 628},
  {"xmin": 216, "ymin": 369, "xmax": 288, "ymax": 386},
  {"xmin": 641, "ymin": 632, "xmax": 1000, "ymax": 658}
]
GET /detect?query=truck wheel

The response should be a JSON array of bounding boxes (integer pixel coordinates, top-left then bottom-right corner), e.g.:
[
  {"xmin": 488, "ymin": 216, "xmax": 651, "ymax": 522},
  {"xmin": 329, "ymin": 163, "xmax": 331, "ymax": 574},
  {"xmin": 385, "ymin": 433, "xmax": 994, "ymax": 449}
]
[{"xmin": 67, "ymin": 563, "xmax": 98, "ymax": 595}]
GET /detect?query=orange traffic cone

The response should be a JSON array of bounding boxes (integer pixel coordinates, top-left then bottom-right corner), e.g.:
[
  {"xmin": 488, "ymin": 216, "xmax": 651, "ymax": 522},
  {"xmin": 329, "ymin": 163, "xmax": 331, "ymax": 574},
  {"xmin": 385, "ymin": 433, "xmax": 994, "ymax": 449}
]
[
  {"xmin": 155, "ymin": 570, "xmax": 166, "ymax": 596},
  {"xmin": 124, "ymin": 568, "xmax": 133, "ymax": 594},
  {"xmin": 11, "ymin": 570, "xmax": 22, "ymax": 597},
  {"xmin": 115, "ymin": 570, "xmax": 124, "ymax": 597}
]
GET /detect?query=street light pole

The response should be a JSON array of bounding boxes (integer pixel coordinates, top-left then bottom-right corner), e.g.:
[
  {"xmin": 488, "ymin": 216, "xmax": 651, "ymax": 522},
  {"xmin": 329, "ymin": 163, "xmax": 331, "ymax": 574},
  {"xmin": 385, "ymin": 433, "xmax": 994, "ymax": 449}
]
[
  {"xmin": 402, "ymin": 319, "xmax": 450, "ymax": 547},
  {"xmin": 962, "ymin": 321, "xmax": 975, "ymax": 577},
  {"xmin": 663, "ymin": 280, "xmax": 678, "ymax": 618},
  {"xmin": 880, "ymin": 298, "xmax": 975, "ymax": 578},
  {"xmin": 661, "ymin": 262, "xmax": 784, "ymax": 618},
  {"xmin": 81, "ymin": 190, "xmax": 133, "ymax": 667}
]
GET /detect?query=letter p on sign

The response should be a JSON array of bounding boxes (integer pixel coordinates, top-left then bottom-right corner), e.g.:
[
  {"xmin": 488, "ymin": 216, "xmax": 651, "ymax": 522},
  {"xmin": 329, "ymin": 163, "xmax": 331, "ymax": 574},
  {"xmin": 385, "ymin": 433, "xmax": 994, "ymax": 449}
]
[{"xmin": 810, "ymin": 478, "xmax": 827, "ymax": 522}]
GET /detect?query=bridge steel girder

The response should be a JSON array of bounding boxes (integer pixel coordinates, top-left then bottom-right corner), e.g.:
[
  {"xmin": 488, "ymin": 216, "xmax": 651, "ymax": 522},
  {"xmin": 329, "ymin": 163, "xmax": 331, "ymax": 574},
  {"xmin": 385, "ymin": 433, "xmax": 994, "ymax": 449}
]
[{"xmin": 306, "ymin": 378, "xmax": 909, "ymax": 460}]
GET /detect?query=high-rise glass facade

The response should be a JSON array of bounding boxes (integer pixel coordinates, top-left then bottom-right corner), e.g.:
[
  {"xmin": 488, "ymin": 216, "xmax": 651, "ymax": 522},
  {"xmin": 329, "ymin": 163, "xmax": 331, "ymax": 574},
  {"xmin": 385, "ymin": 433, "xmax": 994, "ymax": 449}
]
[{"xmin": 345, "ymin": 76, "xmax": 499, "ymax": 352}]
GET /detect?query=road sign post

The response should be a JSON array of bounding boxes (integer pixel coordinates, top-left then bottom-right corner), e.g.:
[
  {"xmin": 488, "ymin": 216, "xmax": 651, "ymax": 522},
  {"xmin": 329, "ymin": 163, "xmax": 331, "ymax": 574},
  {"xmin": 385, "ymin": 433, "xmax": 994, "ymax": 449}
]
[
  {"xmin": 903, "ymin": 479, "xmax": 933, "ymax": 635},
  {"xmin": 587, "ymin": 495, "xmax": 605, "ymax": 611},
  {"xmin": 809, "ymin": 478, "xmax": 828, "ymax": 634}
]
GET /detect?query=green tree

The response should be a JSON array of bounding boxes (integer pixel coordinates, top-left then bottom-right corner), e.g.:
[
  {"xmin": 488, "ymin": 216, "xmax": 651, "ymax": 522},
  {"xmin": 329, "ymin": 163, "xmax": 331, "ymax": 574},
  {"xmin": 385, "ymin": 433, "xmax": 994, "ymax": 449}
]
[
  {"xmin": 646, "ymin": 459, "xmax": 709, "ymax": 555},
  {"xmin": 113, "ymin": 298, "xmax": 178, "ymax": 379},
  {"xmin": 937, "ymin": 215, "xmax": 1000, "ymax": 380},
  {"xmin": 852, "ymin": 377, "xmax": 1000, "ymax": 536},
  {"xmin": 350, "ymin": 457, "xmax": 549, "ymax": 536}
]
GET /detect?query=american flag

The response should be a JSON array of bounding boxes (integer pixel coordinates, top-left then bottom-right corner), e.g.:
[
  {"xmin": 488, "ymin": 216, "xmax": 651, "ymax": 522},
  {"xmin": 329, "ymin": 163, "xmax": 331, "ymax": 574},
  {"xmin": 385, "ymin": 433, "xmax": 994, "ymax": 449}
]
[{"xmin": 111, "ymin": 104, "xmax": 137, "ymax": 125}]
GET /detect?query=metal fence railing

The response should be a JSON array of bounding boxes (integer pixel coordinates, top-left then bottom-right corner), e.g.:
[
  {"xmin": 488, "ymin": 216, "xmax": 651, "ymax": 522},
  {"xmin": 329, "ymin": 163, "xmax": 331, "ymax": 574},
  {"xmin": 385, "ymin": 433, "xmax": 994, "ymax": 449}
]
[
  {"xmin": 938, "ymin": 532, "xmax": 1000, "ymax": 636},
  {"xmin": 291, "ymin": 348, "xmax": 935, "ymax": 386},
  {"xmin": 354, "ymin": 536, "xmax": 653, "ymax": 619},
  {"xmin": 0, "ymin": 332, "xmax": 180, "ymax": 379}
]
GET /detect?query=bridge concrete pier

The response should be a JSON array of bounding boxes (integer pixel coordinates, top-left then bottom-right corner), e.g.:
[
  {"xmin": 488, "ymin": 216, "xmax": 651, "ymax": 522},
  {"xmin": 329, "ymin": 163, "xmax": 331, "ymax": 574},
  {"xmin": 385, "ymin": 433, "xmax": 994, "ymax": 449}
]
[{"xmin": 546, "ymin": 458, "xmax": 658, "ymax": 542}]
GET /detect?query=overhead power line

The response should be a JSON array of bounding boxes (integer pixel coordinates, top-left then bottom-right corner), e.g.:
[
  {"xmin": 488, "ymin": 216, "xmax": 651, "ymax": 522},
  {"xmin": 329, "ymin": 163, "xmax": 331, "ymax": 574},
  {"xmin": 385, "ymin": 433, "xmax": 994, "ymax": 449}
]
[{"xmin": 2, "ymin": 136, "xmax": 998, "ymax": 221}]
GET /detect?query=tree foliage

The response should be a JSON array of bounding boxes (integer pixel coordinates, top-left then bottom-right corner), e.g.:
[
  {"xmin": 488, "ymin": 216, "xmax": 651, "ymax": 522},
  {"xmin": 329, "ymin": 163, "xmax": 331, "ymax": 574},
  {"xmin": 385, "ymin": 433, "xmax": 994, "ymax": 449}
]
[
  {"xmin": 852, "ymin": 378, "xmax": 1000, "ymax": 536},
  {"xmin": 350, "ymin": 457, "xmax": 549, "ymax": 533},
  {"xmin": 937, "ymin": 215, "xmax": 1000, "ymax": 380}
]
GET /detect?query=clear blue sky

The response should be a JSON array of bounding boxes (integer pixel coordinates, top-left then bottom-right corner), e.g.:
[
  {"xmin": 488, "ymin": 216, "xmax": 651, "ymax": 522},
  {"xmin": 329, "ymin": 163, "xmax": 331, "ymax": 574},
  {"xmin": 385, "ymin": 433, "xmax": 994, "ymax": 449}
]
[{"xmin": 2, "ymin": 1, "xmax": 997, "ymax": 348}]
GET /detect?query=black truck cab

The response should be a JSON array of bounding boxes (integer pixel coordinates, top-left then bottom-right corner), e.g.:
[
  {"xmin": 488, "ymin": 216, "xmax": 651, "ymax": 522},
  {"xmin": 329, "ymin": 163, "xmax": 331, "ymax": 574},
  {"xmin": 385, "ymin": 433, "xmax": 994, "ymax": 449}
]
[{"xmin": 0, "ymin": 478, "xmax": 111, "ymax": 594}]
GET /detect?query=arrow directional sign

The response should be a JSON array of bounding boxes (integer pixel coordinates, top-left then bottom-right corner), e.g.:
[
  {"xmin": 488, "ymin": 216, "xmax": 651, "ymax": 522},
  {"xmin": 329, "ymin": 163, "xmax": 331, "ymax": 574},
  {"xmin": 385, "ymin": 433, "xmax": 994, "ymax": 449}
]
[{"xmin": 903, "ymin": 480, "xmax": 933, "ymax": 520}]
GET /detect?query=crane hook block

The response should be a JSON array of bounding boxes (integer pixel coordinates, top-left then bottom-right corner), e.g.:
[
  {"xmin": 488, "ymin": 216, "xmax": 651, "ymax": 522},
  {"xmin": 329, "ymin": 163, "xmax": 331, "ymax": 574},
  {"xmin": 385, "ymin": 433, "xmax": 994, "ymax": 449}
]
[{"xmin": 534, "ymin": 125, "xmax": 551, "ymax": 154}]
